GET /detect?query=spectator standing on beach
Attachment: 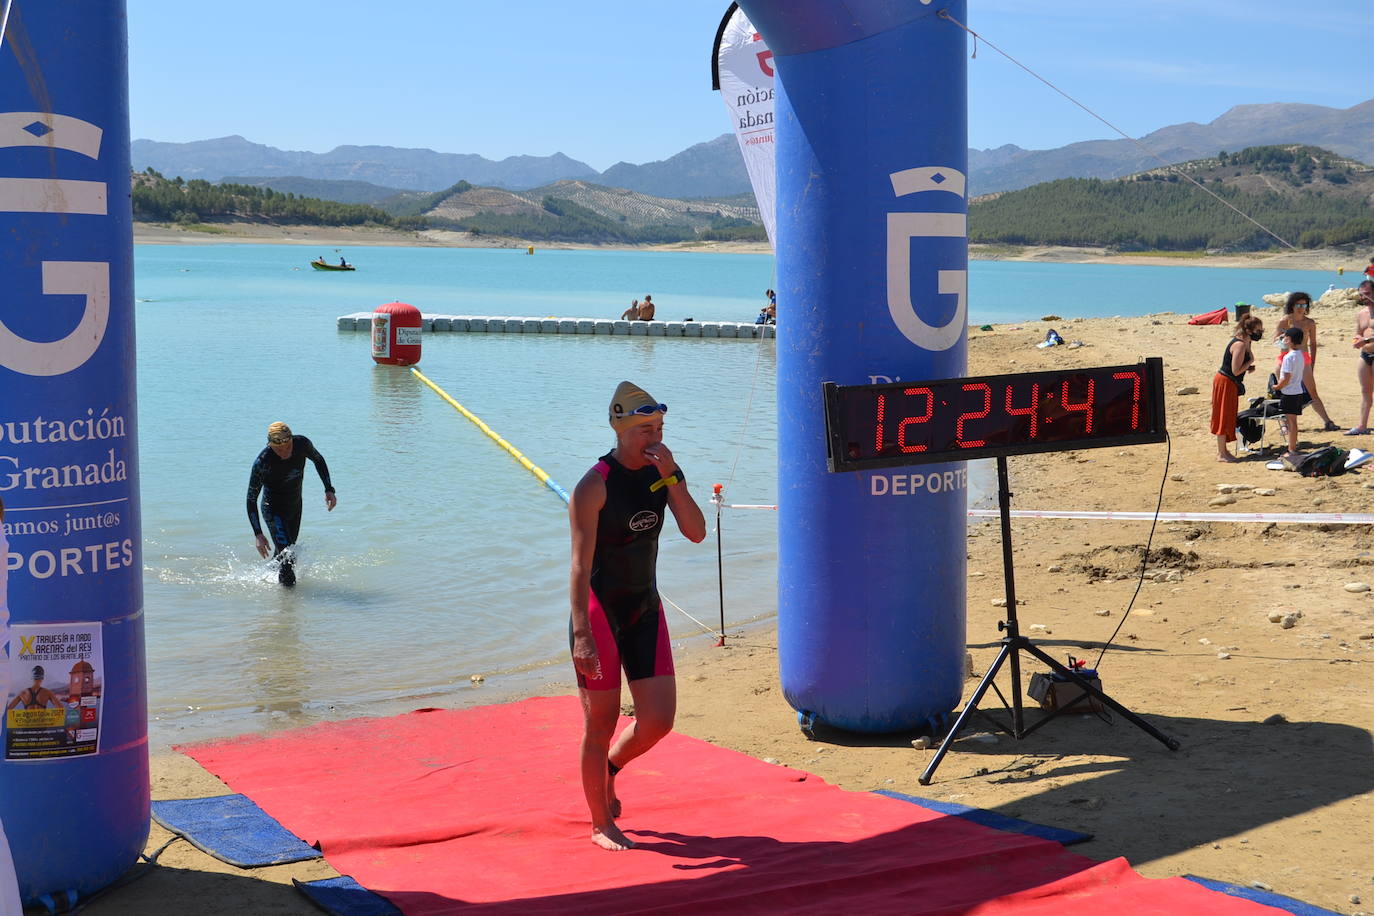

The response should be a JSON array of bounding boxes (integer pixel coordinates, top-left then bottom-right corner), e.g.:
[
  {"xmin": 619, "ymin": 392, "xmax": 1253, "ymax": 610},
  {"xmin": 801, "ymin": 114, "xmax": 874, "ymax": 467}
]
[
  {"xmin": 567, "ymin": 381, "xmax": 706, "ymax": 851},
  {"xmin": 1274, "ymin": 291, "xmax": 1339, "ymax": 432},
  {"xmin": 637, "ymin": 295, "xmax": 655, "ymax": 321},
  {"xmin": 247, "ymin": 422, "xmax": 337, "ymax": 587},
  {"xmin": 1276, "ymin": 327, "xmax": 1308, "ymax": 463},
  {"xmin": 0, "ymin": 498, "xmax": 22, "ymax": 916},
  {"xmin": 620, "ymin": 300, "xmax": 640, "ymax": 321},
  {"xmin": 1363, "ymin": 257, "xmax": 1374, "ymax": 282},
  {"xmin": 1351, "ymin": 281, "xmax": 1374, "ymax": 435},
  {"xmin": 1211, "ymin": 314, "xmax": 1262, "ymax": 462}
]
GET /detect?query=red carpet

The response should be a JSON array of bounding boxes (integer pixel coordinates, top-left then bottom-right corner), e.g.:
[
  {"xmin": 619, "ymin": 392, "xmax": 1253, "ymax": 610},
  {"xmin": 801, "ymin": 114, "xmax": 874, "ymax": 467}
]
[{"xmin": 181, "ymin": 696, "xmax": 1280, "ymax": 915}]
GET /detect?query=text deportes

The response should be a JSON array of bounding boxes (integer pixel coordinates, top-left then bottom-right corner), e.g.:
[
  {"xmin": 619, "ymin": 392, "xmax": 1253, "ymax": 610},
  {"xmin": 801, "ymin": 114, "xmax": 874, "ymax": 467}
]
[
  {"xmin": 869, "ymin": 467, "xmax": 968, "ymax": 496},
  {"xmin": 6, "ymin": 537, "xmax": 135, "ymax": 579}
]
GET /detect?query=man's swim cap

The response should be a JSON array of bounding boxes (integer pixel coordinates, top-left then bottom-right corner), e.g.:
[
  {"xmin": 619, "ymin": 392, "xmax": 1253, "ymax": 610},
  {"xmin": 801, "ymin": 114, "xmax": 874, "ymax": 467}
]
[
  {"xmin": 267, "ymin": 422, "xmax": 292, "ymax": 444},
  {"xmin": 609, "ymin": 381, "xmax": 664, "ymax": 431}
]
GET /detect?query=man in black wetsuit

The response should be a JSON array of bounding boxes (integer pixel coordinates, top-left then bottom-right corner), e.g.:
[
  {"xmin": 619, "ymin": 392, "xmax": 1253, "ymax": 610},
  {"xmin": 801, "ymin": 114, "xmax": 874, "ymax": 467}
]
[{"xmin": 246, "ymin": 421, "xmax": 337, "ymax": 586}]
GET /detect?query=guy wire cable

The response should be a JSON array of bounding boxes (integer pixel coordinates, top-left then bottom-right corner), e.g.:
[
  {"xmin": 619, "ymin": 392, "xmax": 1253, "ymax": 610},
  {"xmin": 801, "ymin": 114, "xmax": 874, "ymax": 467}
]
[
  {"xmin": 410, "ymin": 367, "xmax": 721, "ymax": 638},
  {"xmin": 936, "ymin": 9, "xmax": 1298, "ymax": 251},
  {"xmin": 1092, "ymin": 429, "xmax": 1172, "ymax": 671}
]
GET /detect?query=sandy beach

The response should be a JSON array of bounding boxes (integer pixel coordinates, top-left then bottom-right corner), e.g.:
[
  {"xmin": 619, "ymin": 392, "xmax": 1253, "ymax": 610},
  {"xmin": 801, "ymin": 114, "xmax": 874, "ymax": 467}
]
[{"xmin": 75, "ymin": 247, "xmax": 1374, "ymax": 915}]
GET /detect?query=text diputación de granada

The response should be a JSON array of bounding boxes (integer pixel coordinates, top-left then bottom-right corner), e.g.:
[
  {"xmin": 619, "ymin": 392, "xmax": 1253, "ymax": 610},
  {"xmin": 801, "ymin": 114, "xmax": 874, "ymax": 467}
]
[{"xmin": 2, "ymin": 407, "xmax": 135, "ymax": 580}]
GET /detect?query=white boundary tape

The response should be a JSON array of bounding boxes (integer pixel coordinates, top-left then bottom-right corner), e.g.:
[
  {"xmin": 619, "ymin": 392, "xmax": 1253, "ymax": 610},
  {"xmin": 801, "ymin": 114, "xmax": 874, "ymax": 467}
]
[
  {"xmin": 969, "ymin": 509, "xmax": 1374, "ymax": 525},
  {"xmin": 723, "ymin": 504, "xmax": 1373, "ymax": 525}
]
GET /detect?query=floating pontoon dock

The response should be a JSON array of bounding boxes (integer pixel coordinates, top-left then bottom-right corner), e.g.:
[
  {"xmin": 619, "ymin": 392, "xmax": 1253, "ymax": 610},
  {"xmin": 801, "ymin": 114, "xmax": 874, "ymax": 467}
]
[{"xmin": 336, "ymin": 313, "xmax": 776, "ymax": 339}]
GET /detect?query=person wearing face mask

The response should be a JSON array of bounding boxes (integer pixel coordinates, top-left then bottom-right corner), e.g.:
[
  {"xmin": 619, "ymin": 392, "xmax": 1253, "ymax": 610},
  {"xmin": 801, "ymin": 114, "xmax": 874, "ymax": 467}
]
[
  {"xmin": 1212, "ymin": 314, "xmax": 1263, "ymax": 462},
  {"xmin": 567, "ymin": 381, "xmax": 706, "ymax": 852},
  {"xmin": 1275, "ymin": 327, "xmax": 1308, "ymax": 463}
]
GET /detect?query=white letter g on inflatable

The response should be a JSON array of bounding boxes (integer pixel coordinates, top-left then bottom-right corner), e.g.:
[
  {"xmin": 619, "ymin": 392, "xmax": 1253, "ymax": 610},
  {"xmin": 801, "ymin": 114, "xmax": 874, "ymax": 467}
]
[{"xmin": 886, "ymin": 166, "xmax": 967, "ymax": 352}]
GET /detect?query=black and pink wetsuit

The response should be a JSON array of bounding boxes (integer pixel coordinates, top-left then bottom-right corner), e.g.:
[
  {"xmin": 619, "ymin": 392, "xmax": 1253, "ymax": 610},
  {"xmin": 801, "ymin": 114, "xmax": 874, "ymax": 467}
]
[{"xmin": 573, "ymin": 452, "xmax": 678, "ymax": 690}]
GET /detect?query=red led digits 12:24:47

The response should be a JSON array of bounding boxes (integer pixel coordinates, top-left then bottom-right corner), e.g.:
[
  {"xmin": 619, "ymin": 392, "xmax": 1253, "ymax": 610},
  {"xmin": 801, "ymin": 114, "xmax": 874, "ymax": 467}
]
[{"xmin": 824, "ymin": 359, "xmax": 1165, "ymax": 472}]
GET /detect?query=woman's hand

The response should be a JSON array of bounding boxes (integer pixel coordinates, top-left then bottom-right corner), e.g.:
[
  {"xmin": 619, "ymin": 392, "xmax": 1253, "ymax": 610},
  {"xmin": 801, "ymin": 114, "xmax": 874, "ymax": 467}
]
[
  {"xmin": 643, "ymin": 442, "xmax": 677, "ymax": 477},
  {"xmin": 571, "ymin": 632, "xmax": 602, "ymax": 681}
]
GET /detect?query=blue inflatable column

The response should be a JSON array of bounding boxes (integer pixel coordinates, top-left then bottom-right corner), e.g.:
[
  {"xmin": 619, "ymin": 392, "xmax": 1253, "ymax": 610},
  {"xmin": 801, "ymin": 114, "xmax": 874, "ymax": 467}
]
[
  {"xmin": 0, "ymin": 2, "xmax": 149, "ymax": 904},
  {"xmin": 739, "ymin": 2, "xmax": 969, "ymax": 732}
]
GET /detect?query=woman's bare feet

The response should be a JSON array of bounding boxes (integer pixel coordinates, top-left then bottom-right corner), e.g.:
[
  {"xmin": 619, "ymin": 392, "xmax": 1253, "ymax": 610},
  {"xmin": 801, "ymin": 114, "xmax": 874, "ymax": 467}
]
[
  {"xmin": 1216, "ymin": 453, "xmax": 1240, "ymax": 463},
  {"xmin": 591, "ymin": 823, "xmax": 636, "ymax": 851}
]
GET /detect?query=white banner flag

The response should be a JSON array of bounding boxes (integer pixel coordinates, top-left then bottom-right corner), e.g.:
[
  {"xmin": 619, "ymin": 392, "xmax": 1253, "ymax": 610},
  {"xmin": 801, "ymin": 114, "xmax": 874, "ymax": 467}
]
[{"xmin": 714, "ymin": 4, "xmax": 776, "ymax": 245}]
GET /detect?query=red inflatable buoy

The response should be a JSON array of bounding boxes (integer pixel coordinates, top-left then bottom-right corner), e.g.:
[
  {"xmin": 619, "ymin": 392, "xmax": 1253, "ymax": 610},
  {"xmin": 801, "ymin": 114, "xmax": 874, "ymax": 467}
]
[{"xmin": 372, "ymin": 301, "xmax": 422, "ymax": 366}]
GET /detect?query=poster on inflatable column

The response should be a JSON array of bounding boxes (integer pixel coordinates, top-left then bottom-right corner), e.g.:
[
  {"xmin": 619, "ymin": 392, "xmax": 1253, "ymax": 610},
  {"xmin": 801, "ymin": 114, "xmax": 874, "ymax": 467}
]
[{"xmin": 4, "ymin": 623, "xmax": 105, "ymax": 760}]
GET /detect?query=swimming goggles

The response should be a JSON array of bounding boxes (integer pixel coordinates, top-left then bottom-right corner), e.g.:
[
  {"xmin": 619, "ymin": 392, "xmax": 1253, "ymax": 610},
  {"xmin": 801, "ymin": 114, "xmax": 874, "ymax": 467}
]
[{"xmin": 627, "ymin": 403, "xmax": 668, "ymax": 417}]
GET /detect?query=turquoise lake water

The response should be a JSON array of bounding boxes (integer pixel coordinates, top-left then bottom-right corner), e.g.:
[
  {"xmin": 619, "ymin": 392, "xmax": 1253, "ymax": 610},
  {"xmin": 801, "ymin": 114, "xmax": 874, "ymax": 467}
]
[{"xmin": 132, "ymin": 244, "xmax": 1341, "ymax": 747}]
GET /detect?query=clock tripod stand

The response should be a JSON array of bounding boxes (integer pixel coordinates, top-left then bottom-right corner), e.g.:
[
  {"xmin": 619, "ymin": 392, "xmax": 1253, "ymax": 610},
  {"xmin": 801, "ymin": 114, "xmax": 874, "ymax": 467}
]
[{"xmin": 918, "ymin": 455, "xmax": 1179, "ymax": 785}]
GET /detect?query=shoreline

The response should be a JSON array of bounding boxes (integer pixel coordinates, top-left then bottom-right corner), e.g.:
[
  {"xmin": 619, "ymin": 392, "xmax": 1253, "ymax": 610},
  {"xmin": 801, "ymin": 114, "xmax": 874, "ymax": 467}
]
[
  {"xmin": 92, "ymin": 304, "xmax": 1374, "ymax": 915},
  {"xmin": 133, "ymin": 221, "xmax": 1369, "ymax": 272}
]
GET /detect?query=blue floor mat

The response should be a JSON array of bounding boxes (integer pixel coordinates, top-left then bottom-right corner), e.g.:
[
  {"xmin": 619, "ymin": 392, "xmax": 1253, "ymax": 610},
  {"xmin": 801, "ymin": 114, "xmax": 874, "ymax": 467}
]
[
  {"xmin": 152, "ymin": 794, "xmax": 322, "ymax": 868},
  {"xmin": 295, "ymin": 877, "xmax": 402, "ymax": 916},
  {"xmin": 874, "ymin": 789, "xmax": 1093, "ymax": 845},
  {"xmin": 1184, "ymin": 876, "xmax": 1341, "ymax": 916}
]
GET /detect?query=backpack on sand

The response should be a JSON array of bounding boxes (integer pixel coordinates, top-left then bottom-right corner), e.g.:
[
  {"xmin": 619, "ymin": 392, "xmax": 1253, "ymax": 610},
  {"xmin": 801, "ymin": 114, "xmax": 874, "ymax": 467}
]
[{"xmin": 1290, "ymin": 446, "xmax": 1348, "ymax": 478}]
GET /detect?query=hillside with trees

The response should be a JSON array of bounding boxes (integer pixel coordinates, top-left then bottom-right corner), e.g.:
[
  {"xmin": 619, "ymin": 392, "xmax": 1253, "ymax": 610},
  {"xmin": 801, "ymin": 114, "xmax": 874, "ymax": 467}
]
[
  {"xmin": 131, "ymin": 169, "xmax": 768, "ymax": 244},
  {"xmin": 132, "ymin": 170, "xmax": 423, "ymax": 229},
  {"xmin": 968, "ymin": 145, "xmax": 1374, "ymax": 251}
]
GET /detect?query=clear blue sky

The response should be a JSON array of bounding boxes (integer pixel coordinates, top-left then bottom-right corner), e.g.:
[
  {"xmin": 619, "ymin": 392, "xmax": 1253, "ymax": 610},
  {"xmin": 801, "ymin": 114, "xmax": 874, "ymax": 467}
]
[{"xmin": 128, "ymin": 0, "xmax": 1374, "ymax": 172}]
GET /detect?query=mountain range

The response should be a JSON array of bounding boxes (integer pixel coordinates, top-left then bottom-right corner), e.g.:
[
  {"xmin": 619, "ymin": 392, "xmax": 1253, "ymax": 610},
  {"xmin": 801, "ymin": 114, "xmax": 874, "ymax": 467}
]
[{"xmin": 132, "ymin": 99, "xmax": 1374, "ymax": 202}]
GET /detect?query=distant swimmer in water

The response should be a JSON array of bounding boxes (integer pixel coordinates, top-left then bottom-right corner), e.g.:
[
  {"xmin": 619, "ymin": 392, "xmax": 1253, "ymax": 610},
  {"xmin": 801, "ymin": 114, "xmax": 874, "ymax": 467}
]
[
  {"xmin": 568, "ymin": 381, "xmax": 706, "ymax": 851},
  {"xmin": 246, "ymin": 422, "xmax": 337, "ymax": 586}
]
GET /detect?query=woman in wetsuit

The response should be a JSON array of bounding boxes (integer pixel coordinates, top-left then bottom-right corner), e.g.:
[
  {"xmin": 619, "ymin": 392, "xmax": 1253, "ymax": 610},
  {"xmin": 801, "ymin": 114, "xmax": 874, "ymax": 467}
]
[{"xmin": 568, "ymin": 381, "xmax": 706, "ymax": 851}]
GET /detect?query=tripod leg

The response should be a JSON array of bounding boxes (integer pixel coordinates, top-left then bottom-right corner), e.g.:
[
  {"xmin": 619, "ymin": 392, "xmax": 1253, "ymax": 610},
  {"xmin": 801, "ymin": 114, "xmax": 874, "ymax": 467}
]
[
  {"xmin": 919, "ymin": 643, "xmax": 1014, "ymax": 785},
  {"xmin": 1021, "ymin": 643, "xmax": 1180, "ymax": 750}
]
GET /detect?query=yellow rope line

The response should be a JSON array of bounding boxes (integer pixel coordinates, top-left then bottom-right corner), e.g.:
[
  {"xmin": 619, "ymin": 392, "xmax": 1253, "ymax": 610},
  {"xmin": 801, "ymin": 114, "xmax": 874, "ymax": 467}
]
[
  {"xmin": 410, "ymin": 367, "xmax": 720, "ymax": 637},
  {"xmin": 410, "ymin": 367, "xmax": 569, "ymax": 502}
]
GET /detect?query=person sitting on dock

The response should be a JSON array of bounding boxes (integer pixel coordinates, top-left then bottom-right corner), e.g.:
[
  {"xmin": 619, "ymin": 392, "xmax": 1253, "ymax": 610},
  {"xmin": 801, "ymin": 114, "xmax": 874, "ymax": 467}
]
[
  {"xmin": 637, "ymin": 295, "xmax": 655, "ymax": 321},
  {"xmin": 620, "ymin": 299, "xmax": 640, "ymax": 321}
]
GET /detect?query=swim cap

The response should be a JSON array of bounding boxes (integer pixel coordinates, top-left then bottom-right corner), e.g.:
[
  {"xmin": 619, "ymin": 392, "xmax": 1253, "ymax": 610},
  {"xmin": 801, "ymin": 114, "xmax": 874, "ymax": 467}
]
[
  {"xmin": 267, "ymin": 422, "xmax": 292, "ymax": 444},
  {"xmin": 31, "ymin": 665, "xmax": 44, "ymax": 679},
  {"xmin": 609, "ymin": 381, "xmax": 663, "ymax": 431}
]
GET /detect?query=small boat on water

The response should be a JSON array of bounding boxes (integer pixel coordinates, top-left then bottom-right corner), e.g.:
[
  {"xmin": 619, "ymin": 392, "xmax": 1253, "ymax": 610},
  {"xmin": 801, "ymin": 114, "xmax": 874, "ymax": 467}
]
[{"xmin": 311, "ymin": 257, "xmax": 355, "ymax": 271}]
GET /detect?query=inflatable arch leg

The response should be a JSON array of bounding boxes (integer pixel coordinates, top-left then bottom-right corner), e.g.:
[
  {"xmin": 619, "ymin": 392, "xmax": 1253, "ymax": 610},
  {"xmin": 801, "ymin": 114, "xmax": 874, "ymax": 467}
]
[
  {"xmin": 737, "ymin": 1, "xmax": 969, "ymax": 732},
  {"xmin": 0, "ymin": 2, "xmax": 150, "ymax": 905}
]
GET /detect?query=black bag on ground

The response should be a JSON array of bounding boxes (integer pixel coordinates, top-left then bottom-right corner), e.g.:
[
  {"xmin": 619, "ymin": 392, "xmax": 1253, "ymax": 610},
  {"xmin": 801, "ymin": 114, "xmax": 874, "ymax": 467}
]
[{"xmin": 1291, "ymin": 446, "xmax": 1348, "ymax": 477}]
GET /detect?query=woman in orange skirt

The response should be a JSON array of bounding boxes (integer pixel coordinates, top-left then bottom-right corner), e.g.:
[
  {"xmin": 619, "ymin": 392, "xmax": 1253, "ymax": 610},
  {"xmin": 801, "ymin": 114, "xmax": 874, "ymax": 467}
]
[{"xmin": 1212, "ymin": 314, "xmax": 1263, "ymax": 462}]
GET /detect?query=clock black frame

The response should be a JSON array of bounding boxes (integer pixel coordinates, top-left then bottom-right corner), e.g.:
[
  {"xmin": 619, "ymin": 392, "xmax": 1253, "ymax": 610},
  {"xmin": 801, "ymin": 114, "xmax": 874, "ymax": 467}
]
[{"xmin": 822, "ymin": 357, "xmax": 1167, "ymax": 472}]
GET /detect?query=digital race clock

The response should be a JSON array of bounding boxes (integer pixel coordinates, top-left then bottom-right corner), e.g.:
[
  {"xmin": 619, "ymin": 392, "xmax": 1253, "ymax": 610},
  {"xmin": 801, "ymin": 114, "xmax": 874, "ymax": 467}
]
[{"xmin": 823, "ymin": 358, "xmax": 1167, "ymax": 471}]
